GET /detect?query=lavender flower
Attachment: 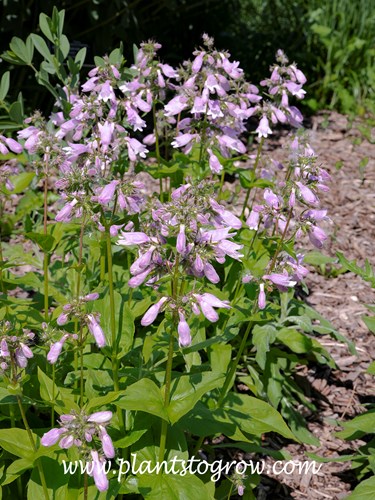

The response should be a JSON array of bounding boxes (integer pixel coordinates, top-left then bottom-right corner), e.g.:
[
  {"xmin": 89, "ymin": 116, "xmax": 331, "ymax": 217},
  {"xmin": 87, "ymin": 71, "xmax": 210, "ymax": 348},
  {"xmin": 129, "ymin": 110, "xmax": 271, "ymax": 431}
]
[
  {"xmin": 246, "ymin": 210, "xmax": 260, "ymax": 230},
  {"xmin": 0, "ymin": 324, "xmax": 34, "ymax": 372},
  {"xmin": 87, "ymin": 314, "xmax": 106, "ymax": 347},
  {"xmin": 178, "ymin": 312, "xmax": 192, "ymax": 347},
  {"xmin": 263, "ymin": 272, "xmax": 296, "ymax": 288},
  {"xmin": 141, "ymin": 297, "xmax": 168, "ymax": 326},
  {"xmin": 41, "ymin": 410, "xmax": 115, "ymax": 458},
  {"xmin": 90, "ymin": 451, "xmax": 109, "ymax": 492},
  {"xmin": 308, "ymin": 225, "xmax": 327, "ymax": 249},
  {"xmin": 97, "ymin": 180, "xmax": 119, "ymax": 205},
  {"xmin": 193, "ymin": 293, "xmax": 230, "ymax": 322},
  {"xmin": 41, "ymin": 428, "xmax": 66, "ymax": 446},
  {"xmin": 258, "ymin": 284, "xmax": 266, "ymax": 310},
  {"xmin": 256, "ymin": 116, "xmax": 272, "ymax": 138},
  {"xmin": 47, "ymin": 334, "xmax": 69, "ymax": 364},
  {"xmin": 296, "ymin": 181, "xmax": 319, "ymax": 206},
  {"xmin": 55, "ymin": 199, "xmax": 78, "ymax": 222},
  {"xmin": 176, "ymin": 225, "xmax": 187, "ymax": 254}
]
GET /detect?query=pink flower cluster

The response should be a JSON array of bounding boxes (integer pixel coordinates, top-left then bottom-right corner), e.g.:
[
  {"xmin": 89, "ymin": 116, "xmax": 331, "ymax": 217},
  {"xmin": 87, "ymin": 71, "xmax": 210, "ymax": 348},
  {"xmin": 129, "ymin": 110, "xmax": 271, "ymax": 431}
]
[
  {"xmin": 0, "ymin": 321, "xmax": 34, "ymax": 373},
  {"xmin": 117, "ymin": 182, "xmax": 241, "ymax": 346},
  {"xmin": 49, "ymin": 293, "xmax": 106, "ymax": 359},
  {"xmin": 243, "ymin": 135, "xmax": 331, "ymax": 310},
  {"xmin": 41, "ymin": 410, "xmax": 114, "ymax": 492}
]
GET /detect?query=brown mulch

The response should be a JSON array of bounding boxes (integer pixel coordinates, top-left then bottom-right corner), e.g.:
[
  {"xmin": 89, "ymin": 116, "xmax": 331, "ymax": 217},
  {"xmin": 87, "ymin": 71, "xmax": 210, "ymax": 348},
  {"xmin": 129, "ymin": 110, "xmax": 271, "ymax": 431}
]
[{"xmin": 244, "ymin": 112, "xmax": 375, "ymax": 499}]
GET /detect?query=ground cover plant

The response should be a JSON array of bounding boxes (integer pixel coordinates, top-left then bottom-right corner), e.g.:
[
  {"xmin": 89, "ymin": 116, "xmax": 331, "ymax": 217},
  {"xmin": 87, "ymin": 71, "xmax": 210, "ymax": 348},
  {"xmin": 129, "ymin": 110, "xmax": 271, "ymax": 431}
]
[{"xmin": 0, "ymin": 8, "xmax": 360, "ymax": 499}]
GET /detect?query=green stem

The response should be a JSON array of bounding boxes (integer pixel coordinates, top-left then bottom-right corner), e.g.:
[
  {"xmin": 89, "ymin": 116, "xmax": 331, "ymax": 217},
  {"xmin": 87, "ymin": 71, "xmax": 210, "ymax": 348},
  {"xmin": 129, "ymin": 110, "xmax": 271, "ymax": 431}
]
[
  {"xmin": 83, "ymin": 470, "xmax": 88, "ymax": 500},
  {"xmin": 194, "ymin": 300, "xmax": 258, "ymax": 456},
  {"xmin": 241, "ymin": 137, "xmax": 264, "ymax": 218},
  {"xmin": 17, "ymin": 396, "xmax": 50, "ymax": 500},
  {"xmin": 217, "ymin": 315, "xmax": 255, "ymax": 408},
  {"xmin": 268, "ymin": 208, "xmax": 293, "ymax": 272},
  {"xmin": 127, "ymin": 253, "xmax": 133, "ymax": 306},
  {"xmin": 76, "ymin": 222, "xmax": 85, "ymax": 406},
  {"xmin": 158, "ymin": 329, "xmax": 175, "ymax": 463},
  {"xmin": 106, "ymin": 228, "xmax": 124, "ymax": 428},
  {"xmin": 43, "ymin": 176, "xmax": 49, "ymax": 322},
  {"xmin": 106, "ymin": 230, "xmax": 116, "ymax": 351},
  {"xmin": 100, "ymin": 233, "xmax": 106, "ymax": 282},
  {"xmin": 159, "ymin": 253, "xmax": 180, "ymax": 463},
  {"xmin": 227, "ymin": 482, "xmax": 234, "ymax": 500},
  {"xmin": 51, "ymin": 364, "xmax": 55, "ymax": 427},
  {"xmin": 10, "ymin": 404, "xmax": 23, "ymax": 497},
  {"xmin": 217, "ymin": 211, "xmax": 293, "ymax": 411},
  {"xmin": 0, "ymin": 200, "xmax": 9, "ymax": 317},
  {"xmin": 152, "ymin": 103, "xmax": 163, "ymax": 200},
  {"xmin": 218, "ymin": 169, "xmax": 225, "ymax": 201},
  {"xmin": 79, "ymin": 323, "xmax": 85, "ymax": 406},
  {"xmin": 73, "ymin": 346, "xmax": 79, "ymax": 404}
]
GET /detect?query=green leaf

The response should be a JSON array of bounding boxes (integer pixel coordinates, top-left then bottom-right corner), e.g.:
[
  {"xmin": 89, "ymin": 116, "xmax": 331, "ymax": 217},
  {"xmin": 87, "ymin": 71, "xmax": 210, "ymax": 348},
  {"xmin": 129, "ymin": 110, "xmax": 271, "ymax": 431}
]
[
  {"xmin": 167, "ymin": 372, "xmax": 225, "ymax": 424},
  {"xmin": 276, "ymin": 327, "xmax": 314, "ymax": 353},
  {"xmin": 38, "ymin": 367, "xmax": 79, "ymax": 414},
  {"xmin": 115, "ymin": 379, "xmax": 168, "ymax": 421},
  {"xmin": 302, "ymin": 303, "xmax": 357, "ymax": 355},
  {"xmin": 57, "ymin": 9, "xmax": 66, "ymax": 38},
  {"xmin": 109, "ymin": 47, "xmax": 123, "ymax": 65},
  {"xmin": 94, "ymin": 292, "xmax": 134, "ymax": 356},
  {"xmin": 336, "ymin": 410, "xmax": 375, "ymax": 440},
  {"xmin": 25, "ymin": 35, "xmax": 34, "ymax": 64},
  {"xmin": 304, "ymin": 251, "xmax": 336, "ymax": 266},
  {"xmin": 252, "ymin": 324, "xmax": 277, "ymax": 369},
  {"xmin": 59, "ymin": 35, "xmax": 70, "ymax": 60},
  {"xmin": 337, "ymin": 252, "xmax": 375, "ymax": 287},
  {"xmin": 8, "ymin": 101, "xmax": 23, "ymax": 124},
  {"xmin": 180, "ymin": 402, "xmax": 239, "ymax": 438},
  {"xmin": 363, "ymin": 316, "xmax": 375, "ymax": 334},
  {"xmin": 223, "ymin": 392, "xmax": 297, "ymax": 441},
  {"xmin": 281, "ymin": 399, "xmax": 320, "ymax": 446},
  {"xmin": 25, "ymin": 232, "xmax": 55, "ymax": 253},
  {"xmin": 39, "ymin": 13, "xmax": 54, "ymax": 43},
  {"xmin": 30, "ymin": 34, "xmax": 52, "ymax": 62},
  {"xmin": 35, "ymin": 74, "xmax": 59, "ymax": 100},
  {"xmin": 137, "ymin": 472, "xmax": 213, "ymax": 500},
  {"xmin": 311, "ymin": 23, "xmax": 331, "ymax": 38},
  {"xmin": 3, "ymin": 172, "xmax": 35, "ymax": 194},
  {"xmin": 0, "ymin": 428, "xmax": 36, "ymax": 459},
  {"xmin": 85, "ymin": 391, "xmax": 120, "ymax": 412},
  {"xmin": 0, "ymin": 71, "xmax": 10, "ymax": 101},
  {"xmin": 118, "ymin": 304, "xmax": 135, "ymax": 357},
  {"xmin": 346, "ymin": 475, "xmax": 375, "ymax": 499},
  {"xmin": 208, "ymin": 344, "xmax": 232, "ymax": 374},
  {"xmin": 2, "ymin": 458, "xmax": 33, "ymax": 486},
  {"xmin": 27, "ymin": 456, "xmax": 69, "ymax": 499},
  {"xmin": 84, "ymin": 368, "xmax": 114, "ymax": 400},
  {"xmin": 6, "ymin": 457, "xmax": 33, "ymax": 477},
  {"xmin": 367, "ymin": 361, "xmax": 375, "ymax": 375},
  {"xmin": 74, "ymin": 47, "xmax": 87, "ymax": 69},
  {"xmin": 9, "ymin": 37, "xmax": 33, "ymax": 65},
  {"xmin": 286, "ymin": 315, "xmax": 313, "ymax": 332}
]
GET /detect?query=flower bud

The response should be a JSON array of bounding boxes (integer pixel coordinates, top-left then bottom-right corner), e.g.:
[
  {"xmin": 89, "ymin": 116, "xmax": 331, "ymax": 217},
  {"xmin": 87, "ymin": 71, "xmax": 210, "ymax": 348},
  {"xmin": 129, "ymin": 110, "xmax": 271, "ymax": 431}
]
[
  {"xmin": 87, "ymin": 411, "xmax": 113, "ymax": 424},
  {"xmin": 141, "ymin": 297, "xmax": 168, "ymax": 326},
  {"xmin": 41, "ymin": 427, "xmax": 65, "ymax": 446},
  {"xmin": 258, "ymin": 283, "xmax": 266, "ymax": 310},
  {"xmin": 178, "ymin": 312, "xmax": 192, "ymax": 347},
  {"xmin": 87, "ymin": 315, "xmax": 106, "ymax": 347}
]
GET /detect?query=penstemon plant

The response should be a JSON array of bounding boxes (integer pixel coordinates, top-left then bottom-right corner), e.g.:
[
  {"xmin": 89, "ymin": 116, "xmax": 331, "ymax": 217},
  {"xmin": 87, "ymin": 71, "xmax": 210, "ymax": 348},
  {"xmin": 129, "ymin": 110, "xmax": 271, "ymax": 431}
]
[{"xmin": 0, "ymin": 8, "xmax": 345, "ymax": 499}]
